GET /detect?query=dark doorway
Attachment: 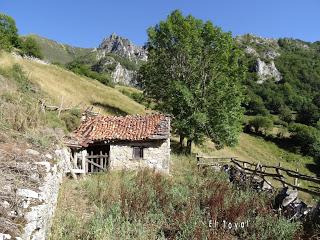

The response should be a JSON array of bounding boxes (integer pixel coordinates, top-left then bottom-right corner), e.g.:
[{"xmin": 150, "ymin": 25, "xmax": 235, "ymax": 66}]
[{"xmin": 86, "ymin": 144, "xmax": 110, "ymax": 172}]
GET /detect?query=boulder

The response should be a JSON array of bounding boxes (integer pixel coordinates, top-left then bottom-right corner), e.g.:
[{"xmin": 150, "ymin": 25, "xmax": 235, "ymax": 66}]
[
  {"xmin": 282, "ymin": 189, "xmax": 298, "ymax": 207},
  {"xmin": 16, "ymin": 188, "xmax": 39, "ymax": 199},
  {"xmin": 25, "ymin": 149, "xmax": 40, "ymax": 156}
]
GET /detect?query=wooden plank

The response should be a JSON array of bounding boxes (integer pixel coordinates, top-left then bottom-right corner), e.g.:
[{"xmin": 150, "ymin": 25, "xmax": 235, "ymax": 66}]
[
  {"xmin": 273, "ymin": 177, "xmax": 320, "ymax": 196},
  {"xmin": 86, "ymin": 157, "xmax": 89, "ymax": 173},
  {"xmin": 86, "ymin": 159, "xmax": 105, "ymax": 170},
  {"xmin": 100, "ymin": 151, "xmax": 103, "ymax": 172},
  {"xmin": 90, "ymin": 151, "xmax": 94, "ymax": 172},
  {"xmin": 81, "ymin": 151, "xmax": 86, "ymax": 176},
  {"xmin": 73, "ymin": 152, "xmax": 78, "ymax": 168},
  {"xmin": 85, "ymin": 154, "xmax": 109, "ymax": 159}
]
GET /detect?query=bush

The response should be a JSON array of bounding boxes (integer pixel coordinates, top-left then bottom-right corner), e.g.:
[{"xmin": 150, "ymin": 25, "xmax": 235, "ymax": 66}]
[
  {"xmin": 248, "ymin": 116, "xmax": 274, "ymax": 134},
  {"xmin": 0, "ymin": 13, "xmax": 19, "ymax": 50},
  {"xmin": 19, "ymin": 36, "xmax": 43, "ymax": 59},
  {"xmin": 61, "ymin": 109, "xmax": 81, "ymax": 131},
  {"xmin": 296, "ymin": 102, "xmax": 320, "ymax": 127},
  {"xmin": 66, "ymin": 62, "xmax": 113, "ymax": 87},
  {"xmin": 279, "ymin": 105, "xmax": 293, "ymax": 123},
  {"xmin": 289, "ymin": 123, "xmax": 320, "ymax": 159},
  {"xmin": 247, "ymin": 94, "xmax": 269, "ymax": 116}
]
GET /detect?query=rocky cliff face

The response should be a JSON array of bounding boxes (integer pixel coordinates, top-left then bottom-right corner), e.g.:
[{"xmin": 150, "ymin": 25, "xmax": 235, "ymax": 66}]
[
  {"xmin": 255, "ymin": 58, "xmax": 282, "ymax": 83},
  {"xmin": 93, "ymin": 34, "xmax": 146, "ymax": 85},
  {"xmin": 98, "ymin": 33, "xmax": 147, "ymax": 62},
  {"xmin": 111, "ymin": 63, "xmax": 137, "ymax": 85},
  {"xmin": 236, "ymin": 34, "xmax": 282, "ymax": 84}
]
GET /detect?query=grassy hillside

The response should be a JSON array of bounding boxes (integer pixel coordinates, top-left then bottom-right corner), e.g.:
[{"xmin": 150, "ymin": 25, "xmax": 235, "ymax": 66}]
[
  {"xmin": 26, "ymin": 34, "xmax": 92, "ymax": 64},
  {"xmin": 193, "ymin": 133, "xmax": 317, "ymax": 202},
  {"xmin": 0, "ymin": 51, "xmax": 146, "ymax": 115}
]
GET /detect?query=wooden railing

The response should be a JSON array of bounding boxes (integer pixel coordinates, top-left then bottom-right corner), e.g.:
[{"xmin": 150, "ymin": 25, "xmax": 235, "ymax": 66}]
[
  {"xmin": 196, "ymin": 155, "xmax": 320, "ymax": 196},
  {"xmin": 67, "ymin": 150, "xmax": 109, "ymax": 179}
]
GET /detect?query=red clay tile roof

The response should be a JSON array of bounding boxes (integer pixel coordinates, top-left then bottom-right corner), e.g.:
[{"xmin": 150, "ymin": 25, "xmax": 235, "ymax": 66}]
[{"xmin": 66, "ymin": 114, "xmax": 170, "ymax": 147}]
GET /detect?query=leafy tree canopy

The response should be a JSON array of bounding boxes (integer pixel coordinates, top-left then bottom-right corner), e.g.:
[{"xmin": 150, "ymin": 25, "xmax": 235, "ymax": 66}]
[
  {"xmin": 139, "ymin": 10, "xmax": 245, "ymax": 150},
  {"xmin": 0, "ymin": 13, "xmax": 19, "ymax": 50}
]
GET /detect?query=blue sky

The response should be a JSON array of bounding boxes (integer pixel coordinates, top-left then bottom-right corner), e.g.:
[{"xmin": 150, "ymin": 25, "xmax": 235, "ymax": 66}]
[{"xmin": 1, "ymin": 0, "xmax": 319, "ymax": 48}]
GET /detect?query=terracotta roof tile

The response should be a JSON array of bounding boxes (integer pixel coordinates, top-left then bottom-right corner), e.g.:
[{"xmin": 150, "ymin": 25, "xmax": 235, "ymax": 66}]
[{"xmin": 66, "ymin": 114, "xmax": 170, "ymax": 147}]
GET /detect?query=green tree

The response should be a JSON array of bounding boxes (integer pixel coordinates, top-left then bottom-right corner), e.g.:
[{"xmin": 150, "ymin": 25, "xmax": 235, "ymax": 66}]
[
  {"xmin": 248, "ymin": 116, "xmax": 273, "ymax": 135},
  {"xmin": 289, "ymin": 123, "xmax": 320, "ymax": 159},
  {"xmin": 247, "ymin": 93, "xmax": 269, "ymax": 115},
  {"xmin": 297, "ymin": 102, "xmax": 320, "ymax": 126},
  {"xmin": 279, "ymin": 105, "xmax": 293, "ymax": 123},
  {"xmin": 19, "ymin": 36, "xmax": 43, "ymax": 59},
  {"xmin": 139, "ymin": 10, "xmax": 245, "ymax": 152},
  {"xmin": 0, "ymin": 13, "xmax": 19, "ymax": 50}
]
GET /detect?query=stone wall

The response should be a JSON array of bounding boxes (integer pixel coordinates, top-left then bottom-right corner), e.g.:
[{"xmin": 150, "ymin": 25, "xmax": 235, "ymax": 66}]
[
  {"xmin": 0, "ymin": 148, "xmax": 69, "ymax": 240},
  {"xmin": 109, "ymin": 139, "xmax": 170, "ymax": 173},
  {"xmin": 20, "ymin": 149, "xmax": 69, "ymax": 240}
]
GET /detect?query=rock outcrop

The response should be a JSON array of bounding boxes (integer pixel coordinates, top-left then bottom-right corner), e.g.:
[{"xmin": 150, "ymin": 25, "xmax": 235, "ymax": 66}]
[
  {"xmin": 111, "ymin": 63, "xmax": 137, "ymax": 85},
  {"xmin": 255, "ymin": 58, "xmax": 282, "ymax": 83},
  {"xmin": 94, "ymin": 33, "xmax": 147, "ymax": 85},
  {"xmin": 236, "ymin": 34, "xmax": 282, "ymax": 84},
  {"xmin": 98, "ymin": 33, "xmax": 147, "ymax": 63}
]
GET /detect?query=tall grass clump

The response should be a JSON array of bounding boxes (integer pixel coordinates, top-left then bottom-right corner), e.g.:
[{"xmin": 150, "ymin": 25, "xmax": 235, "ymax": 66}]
[{"xmin": 51, "ymin": 157, "xmax": 301, "ymax": 239}]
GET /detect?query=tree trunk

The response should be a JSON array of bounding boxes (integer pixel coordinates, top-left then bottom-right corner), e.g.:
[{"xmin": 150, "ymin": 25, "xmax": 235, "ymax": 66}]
[
  {"xmin": 186, "ymin": 139, "xmax": 192, "ymax": 155},
  {"xmin": 179, "ymin": 135, "xmax": 184, "ymax": 149}
]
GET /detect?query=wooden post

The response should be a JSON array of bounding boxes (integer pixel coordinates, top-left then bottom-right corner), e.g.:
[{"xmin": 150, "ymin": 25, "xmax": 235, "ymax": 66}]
[
  {"xmin": 40, "ymin": 99, "xmax": 46, "ymax": 113},
  {"xmin": 73, "ymin": 152, "xmax": 78, "ymax": 169},
  {"xmin": 82, "ymin": 150, "xmax": 86, "ymax": 176},
  {"xmin": 86, "ymin": 156, "xmax": 89, "ymax": 174},
  {"xmin": 197, "ymin": 154, "xmax": 200, "ymax": 170},
  {"xmin": 91, "ymin": 151, "xmax": 94, "ymax": 173},
  {"xmin": 67, "ymin": 158, "xmax": 77, "ymax": 180},
  {"xmin": 278, "ymin": 162, "xmax": 282, "ymax": 176},
  {"xmin": 100, "ymin": 150, "xmax": 103, "ymax": 172},
  {"xmin": 294, "ymin": 168, "xmax": 299, "ymax": 187}
]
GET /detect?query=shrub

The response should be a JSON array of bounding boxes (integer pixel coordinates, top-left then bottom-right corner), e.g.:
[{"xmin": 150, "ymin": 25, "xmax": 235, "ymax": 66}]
[
  {"xmin": 289, "ymin": 123, "xmax": 320, "ymax": 159},
  {"xmin": 296, "ymin": 102, "xmax": 320, "ymax": 127},
  {"xmin": 5, "ymin": 64, "xmax": 33, "ymax": 92},
  {"xmin": 244, "ymin": 215, "xmax": 301, "ymax": 240},
  {"xmin": 278, "ymin": 105, "xmax": 293, "ymax": 123},
  {"xmin": 19, "ymin": 36, "xmax": 43, "ymax": 59},
  {"xmin": 66, "ymin": 61, "xmax": 113, "ymax": 87},
  {"xmin": 248, "ymin": 116, "xmax": 274, "ymax": 134},
  {"xmin": 61, "ymin": 109, "xmax": 81, "ymax": 132}
]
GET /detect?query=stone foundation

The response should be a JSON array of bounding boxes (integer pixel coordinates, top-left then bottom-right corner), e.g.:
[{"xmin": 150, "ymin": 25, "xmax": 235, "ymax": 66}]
[{"xmin": 109, "ymin": 139, "xmax": 170, "ymax": 173}]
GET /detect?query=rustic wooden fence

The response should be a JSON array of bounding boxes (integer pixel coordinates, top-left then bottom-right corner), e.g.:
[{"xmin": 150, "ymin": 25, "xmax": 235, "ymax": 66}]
[
  {"xmin": 196, "ymin": 155, "xmax": 320, "ymax": 196},
  {"xmin": 67, "ymin": 151, "xmax": 109, "ymax": 179}
]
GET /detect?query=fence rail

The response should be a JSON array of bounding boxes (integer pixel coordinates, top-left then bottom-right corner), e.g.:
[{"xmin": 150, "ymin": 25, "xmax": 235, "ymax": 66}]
[{"xmin": 196, "ymin": 155, "xmax": 320, "ymax": 196}]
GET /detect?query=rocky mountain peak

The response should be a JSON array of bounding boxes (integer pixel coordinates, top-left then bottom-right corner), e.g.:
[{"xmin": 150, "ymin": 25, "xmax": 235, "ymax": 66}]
[{"xmin": 98, "ymin": 33, "xmax": 147, "ymax": 62}]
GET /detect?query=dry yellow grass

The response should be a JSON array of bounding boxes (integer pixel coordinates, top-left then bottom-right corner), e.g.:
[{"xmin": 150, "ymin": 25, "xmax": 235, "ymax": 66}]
[{"xmin": 0, "ymin": 51, "xmax": 146, "ymax": 115}]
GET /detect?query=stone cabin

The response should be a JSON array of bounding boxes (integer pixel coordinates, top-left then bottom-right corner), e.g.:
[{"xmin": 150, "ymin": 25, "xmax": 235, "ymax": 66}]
[{"xmin": 65, "ymin": 114, "xmax": 170, "ymax": 174}]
